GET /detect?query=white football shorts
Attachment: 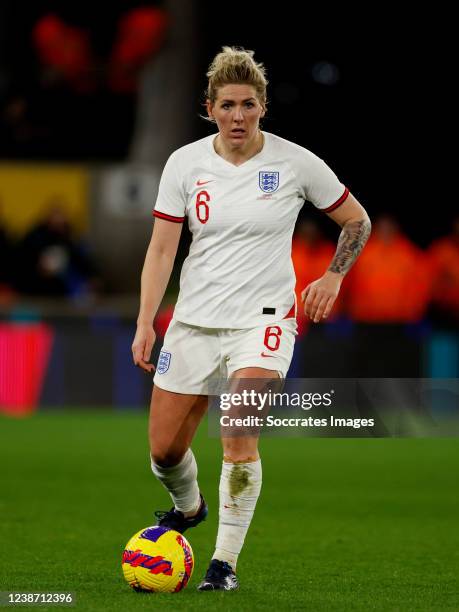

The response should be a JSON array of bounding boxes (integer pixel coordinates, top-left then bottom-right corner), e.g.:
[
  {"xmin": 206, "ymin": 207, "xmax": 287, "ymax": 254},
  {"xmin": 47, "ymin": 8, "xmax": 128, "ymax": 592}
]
[{"xmin": 153, "ymin": 318, "xmax": 298, "ymax": 395}]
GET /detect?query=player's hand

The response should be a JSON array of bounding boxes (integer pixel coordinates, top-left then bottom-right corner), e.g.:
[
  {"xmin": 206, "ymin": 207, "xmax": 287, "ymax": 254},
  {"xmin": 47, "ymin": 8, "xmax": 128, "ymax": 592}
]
[
  {"xmin": 301, "ymin": 271, "xmax": 343, "ymax": 323},
  {"xmin": 132, "ymin": 323, "xmax": 156, "ymax": 373}
]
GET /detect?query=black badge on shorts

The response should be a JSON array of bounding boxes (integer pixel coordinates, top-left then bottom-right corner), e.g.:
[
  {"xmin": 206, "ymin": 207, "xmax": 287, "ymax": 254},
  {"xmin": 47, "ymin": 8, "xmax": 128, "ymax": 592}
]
[{"xmin": 262, "ymin": 307, "xmax": 276, "ymax": 315}]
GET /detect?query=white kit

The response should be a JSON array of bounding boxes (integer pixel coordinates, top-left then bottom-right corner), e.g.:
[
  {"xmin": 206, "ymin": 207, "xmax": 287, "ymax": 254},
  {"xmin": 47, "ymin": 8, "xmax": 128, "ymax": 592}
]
[{"xmin": 153, "ymin": 131, "xmax": 348, "ymax": 330}]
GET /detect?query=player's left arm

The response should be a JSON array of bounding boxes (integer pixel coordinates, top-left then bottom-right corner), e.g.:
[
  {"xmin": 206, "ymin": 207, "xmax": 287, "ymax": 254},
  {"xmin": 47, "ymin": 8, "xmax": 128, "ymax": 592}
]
[{"xmin": 302, "ymin": 192, "xmax": 371, "ymax": 323}]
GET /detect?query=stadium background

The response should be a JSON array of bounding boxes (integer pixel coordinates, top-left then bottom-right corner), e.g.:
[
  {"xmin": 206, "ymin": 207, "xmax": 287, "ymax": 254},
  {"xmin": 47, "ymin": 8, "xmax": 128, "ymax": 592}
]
[{"xmin": 1, "ymin": 2, "xmax": 458, "ymax": 610}]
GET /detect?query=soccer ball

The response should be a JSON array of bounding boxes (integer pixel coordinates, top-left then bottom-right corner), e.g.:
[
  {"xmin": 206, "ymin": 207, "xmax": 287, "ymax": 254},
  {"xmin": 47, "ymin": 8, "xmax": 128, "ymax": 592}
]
[{"xmin": 122, "ymin": 526, "xmax": 194, "ymax": 593}]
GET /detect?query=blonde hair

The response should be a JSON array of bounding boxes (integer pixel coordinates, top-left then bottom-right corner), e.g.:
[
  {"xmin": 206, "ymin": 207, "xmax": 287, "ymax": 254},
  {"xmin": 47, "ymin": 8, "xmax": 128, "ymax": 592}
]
[{"xmin": 206, "ymin": 46, "xmax": 268, "ymax": 108}]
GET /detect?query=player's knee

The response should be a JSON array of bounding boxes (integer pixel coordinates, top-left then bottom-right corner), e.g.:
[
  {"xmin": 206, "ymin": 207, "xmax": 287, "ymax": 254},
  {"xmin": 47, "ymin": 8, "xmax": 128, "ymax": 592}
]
[
  {"xmin": 224, "ymin": 453, "xmax": 259, "ymax": 463},
  {"xmin": 222, "ymin": 440, "xmax": 259, "ymax": 463},
  {"xmin": 150, "ymin": 447, "xmax": 186, "ymax": 468}
]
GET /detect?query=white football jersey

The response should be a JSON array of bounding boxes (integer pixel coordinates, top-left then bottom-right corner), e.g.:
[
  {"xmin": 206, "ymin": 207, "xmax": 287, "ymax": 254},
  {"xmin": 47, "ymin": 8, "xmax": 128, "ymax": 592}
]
[{"xmin": 153, "ymin": 131, "xmax": 348, "ymax": 329}]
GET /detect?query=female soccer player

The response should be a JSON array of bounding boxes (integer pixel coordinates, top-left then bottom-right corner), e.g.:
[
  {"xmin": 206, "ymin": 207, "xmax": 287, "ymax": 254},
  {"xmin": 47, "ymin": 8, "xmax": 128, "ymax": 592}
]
[{"xmin": 132, "ymin": 46, "xmax": 371, "ymax": 591}]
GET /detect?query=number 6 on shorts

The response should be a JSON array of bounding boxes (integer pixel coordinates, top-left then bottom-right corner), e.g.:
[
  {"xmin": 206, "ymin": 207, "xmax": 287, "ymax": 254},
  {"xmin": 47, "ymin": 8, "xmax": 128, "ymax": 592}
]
[{"xmin": 263, "ymin": 326, "xmax": 282, "ymax": 351}]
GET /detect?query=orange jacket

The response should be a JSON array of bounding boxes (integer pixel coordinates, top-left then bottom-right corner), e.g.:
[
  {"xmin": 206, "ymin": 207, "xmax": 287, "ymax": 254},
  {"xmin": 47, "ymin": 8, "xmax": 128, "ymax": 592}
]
[
  {"xmin": 427, "ymin": 237, "xmax": 459, "ymax": 313},
  {"xmin": 344, "ymin": 234, "xmax": 432, "ymax": 322}
]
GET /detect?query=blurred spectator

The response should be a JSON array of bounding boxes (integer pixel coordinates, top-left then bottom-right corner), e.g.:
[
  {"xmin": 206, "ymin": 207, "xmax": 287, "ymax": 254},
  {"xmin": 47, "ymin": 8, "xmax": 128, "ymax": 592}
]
[
  {"xmin": 343, "ymin": 215, "xmax": 433, "ymax": 377},
  {"xmin": 1, "ymin": 2, "xmax": 168, "ymax": 159},
  {"xmin": 427, "ymin": 216, "xmax": 459, "ymax": 327},
  {"xmin": 32, "ymin": 6, "xmax": 168, "ymax": 94},
  {"xmin": 16, "ymin": 200, "xmax": 101, "ymax": 298},
  {"xmin": 292, "ymin": 219, "xmax": 342, "ymax": 334},
  {"xmin": 344, "ymin": 214, "xmax": 432, "ymax": 323}
]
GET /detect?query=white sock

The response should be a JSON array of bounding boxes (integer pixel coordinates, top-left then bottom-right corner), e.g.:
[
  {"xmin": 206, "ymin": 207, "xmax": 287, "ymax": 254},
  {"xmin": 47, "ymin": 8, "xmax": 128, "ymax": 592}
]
[
  {"xmin": 213, "ymin": 459, "xmax": 262, "ymax": 570},
  {"xmin": 150, "ymin": 449, "xmax": 201, "ymax": 514}
]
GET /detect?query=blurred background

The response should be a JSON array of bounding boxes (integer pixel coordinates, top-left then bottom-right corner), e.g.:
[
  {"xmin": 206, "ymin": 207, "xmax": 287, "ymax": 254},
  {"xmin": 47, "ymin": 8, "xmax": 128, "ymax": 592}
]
[{"xmin": 0, "ymin": 1, "xmax": 456, "ymax": 415}]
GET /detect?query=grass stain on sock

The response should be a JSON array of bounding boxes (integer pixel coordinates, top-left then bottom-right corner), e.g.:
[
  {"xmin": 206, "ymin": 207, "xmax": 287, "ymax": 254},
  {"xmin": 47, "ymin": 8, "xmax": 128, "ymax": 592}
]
[{"xmin": 229, "ymin": 464, "xmax": 250, "ymax": 498}]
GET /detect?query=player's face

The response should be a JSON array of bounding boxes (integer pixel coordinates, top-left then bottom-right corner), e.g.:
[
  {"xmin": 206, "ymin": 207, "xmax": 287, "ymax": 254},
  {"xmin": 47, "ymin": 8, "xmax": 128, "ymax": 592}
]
[{"xmin": 207, "ymin": 84, "xmax": 265, "ymax": 149}]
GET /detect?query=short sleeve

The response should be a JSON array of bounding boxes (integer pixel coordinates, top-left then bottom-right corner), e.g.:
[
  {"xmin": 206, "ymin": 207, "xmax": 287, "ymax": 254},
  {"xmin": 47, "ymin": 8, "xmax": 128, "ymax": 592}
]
[
  {"xmin": 153, "ymin": 151, "xmax": 186, "ymax": 223},
  {"xmin": 292, "ymin": 148, "xmax": 349, "ymax": 213}
]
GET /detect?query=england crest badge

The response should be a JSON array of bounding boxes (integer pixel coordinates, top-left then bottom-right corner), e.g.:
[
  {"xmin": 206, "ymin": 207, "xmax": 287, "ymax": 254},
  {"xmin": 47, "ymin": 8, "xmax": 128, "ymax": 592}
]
[
  {"xmin": 259, "ymin": 171, "xmax": 279, "ymax": 193},
  {"xmin": 157, "ymin": 350, "xmax": 171, "ymax": 374}
]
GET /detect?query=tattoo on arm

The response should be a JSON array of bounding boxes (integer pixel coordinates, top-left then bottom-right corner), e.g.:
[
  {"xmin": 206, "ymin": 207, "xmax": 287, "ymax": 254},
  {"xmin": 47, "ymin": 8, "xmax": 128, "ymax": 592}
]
[{"xmin": 328, "ymin": 218, "xmax": 371, "ymax": 275}]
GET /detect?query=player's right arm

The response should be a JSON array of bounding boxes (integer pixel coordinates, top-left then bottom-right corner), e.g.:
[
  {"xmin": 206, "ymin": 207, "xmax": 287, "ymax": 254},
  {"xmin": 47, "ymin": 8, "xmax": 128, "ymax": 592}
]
[{"xmin": 132, "ymin": 218, "xmax": 183, "ymax": 372}]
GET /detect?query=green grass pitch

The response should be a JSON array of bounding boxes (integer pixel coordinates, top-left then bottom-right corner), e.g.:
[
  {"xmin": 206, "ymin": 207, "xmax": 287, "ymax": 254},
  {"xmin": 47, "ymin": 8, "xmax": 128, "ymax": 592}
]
[{"xmin": 1, "ymin": 411, "xmax": 459, "ymax": 611}]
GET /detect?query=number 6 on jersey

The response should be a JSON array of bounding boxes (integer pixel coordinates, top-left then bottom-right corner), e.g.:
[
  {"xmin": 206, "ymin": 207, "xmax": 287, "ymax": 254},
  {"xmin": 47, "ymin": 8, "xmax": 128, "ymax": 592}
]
[{"xmin": 196, "ymin": 190, "xmax": 210, "ymax": 224}]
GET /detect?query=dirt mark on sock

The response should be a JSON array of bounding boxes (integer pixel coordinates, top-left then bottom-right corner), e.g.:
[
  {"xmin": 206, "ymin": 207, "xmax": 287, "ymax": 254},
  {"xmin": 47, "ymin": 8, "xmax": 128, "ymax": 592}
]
[{"xmin": 229, "ymin": 464, "xmax": 250, "ymax": 498}]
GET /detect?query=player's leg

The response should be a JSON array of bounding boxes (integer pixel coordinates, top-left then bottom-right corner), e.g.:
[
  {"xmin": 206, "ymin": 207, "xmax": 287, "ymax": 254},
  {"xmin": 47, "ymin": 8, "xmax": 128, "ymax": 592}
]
[
  {"xmin": 148, "ymin": 319, "xmax": 220, "ymax": 532},
  {"xmin": 149, "ymin": 385, "xmax": 209, "ymax": 531},
  {"xmin": 197, "ymin": 368, "xmax": 274, "ymax": 591},
  {"xmin": 198, "ymin": 320, "xmax": 297, "ymax": 591},
  {"xmin": 149, "ymin": 384, "xmax": 207, "ymax": 468}
]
